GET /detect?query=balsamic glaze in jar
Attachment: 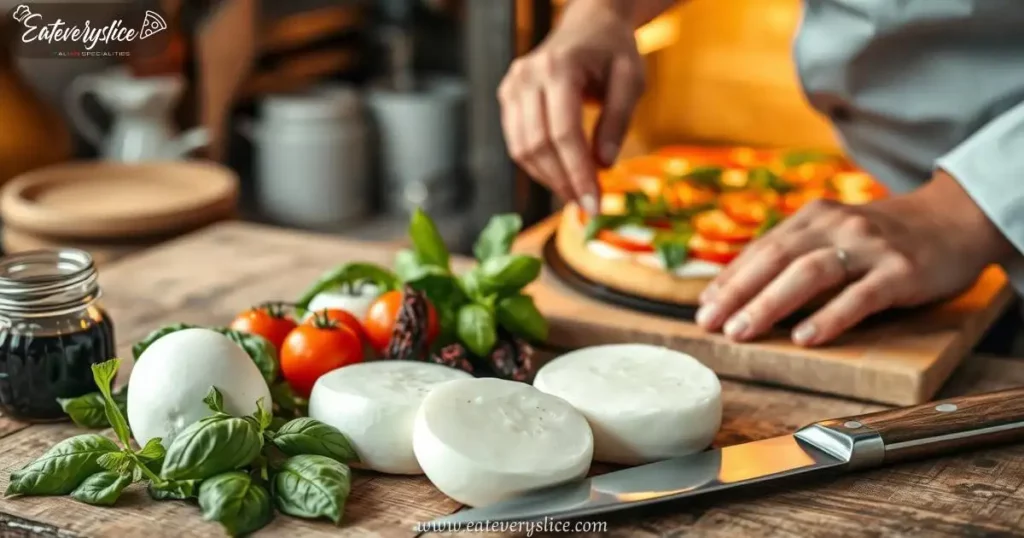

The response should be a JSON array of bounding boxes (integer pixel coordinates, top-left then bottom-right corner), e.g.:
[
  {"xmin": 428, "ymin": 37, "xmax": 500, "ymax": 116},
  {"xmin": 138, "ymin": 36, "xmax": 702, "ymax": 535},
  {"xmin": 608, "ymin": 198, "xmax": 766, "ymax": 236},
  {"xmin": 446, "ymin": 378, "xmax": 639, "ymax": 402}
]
[{"xmin": 0, "ymin": 249, "xmax": 115, "ymax": 422}]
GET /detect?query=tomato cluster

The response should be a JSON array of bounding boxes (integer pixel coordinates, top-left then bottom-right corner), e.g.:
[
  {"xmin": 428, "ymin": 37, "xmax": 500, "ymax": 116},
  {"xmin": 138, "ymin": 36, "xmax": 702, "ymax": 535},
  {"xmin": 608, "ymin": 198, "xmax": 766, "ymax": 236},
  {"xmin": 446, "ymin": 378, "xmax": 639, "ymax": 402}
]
[{"xmin": 229, "ymin": 291, "xmax": 440, "ymax": 398}]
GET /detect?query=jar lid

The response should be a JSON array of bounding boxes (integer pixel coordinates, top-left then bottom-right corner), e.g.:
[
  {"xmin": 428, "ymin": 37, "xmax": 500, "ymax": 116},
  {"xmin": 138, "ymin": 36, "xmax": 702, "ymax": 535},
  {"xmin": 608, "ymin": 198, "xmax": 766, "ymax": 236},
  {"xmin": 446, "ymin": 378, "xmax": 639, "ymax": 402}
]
[{"xmin": 260, "ymin": 85, "xmax": 362, "ymax": 122}]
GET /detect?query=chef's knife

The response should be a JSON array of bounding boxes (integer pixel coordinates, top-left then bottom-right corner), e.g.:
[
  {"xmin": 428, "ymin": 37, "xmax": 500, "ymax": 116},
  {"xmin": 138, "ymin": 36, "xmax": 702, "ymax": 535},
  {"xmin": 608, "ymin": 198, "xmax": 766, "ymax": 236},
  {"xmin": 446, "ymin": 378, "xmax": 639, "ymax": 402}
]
[{"xmin": 426, "ymin": 387, "xmax": 1024, "ymax": 527}]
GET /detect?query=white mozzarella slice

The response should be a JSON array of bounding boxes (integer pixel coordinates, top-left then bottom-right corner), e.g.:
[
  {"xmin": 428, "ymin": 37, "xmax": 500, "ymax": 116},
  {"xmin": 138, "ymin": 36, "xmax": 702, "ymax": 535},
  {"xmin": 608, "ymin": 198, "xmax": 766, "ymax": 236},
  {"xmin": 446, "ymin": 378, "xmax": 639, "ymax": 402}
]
[
  {"xmin": 308, "ymin": 361, "xmax": 472, "ymax": 475},
  {"xmin": 533, "ymin": 344, "xmax": 722, "ymax": 465},
  {"xmin": 636, "ymin": 254, "xmax": 723, "ymax": 278},
  {"xmin": 412, "ymin": 378, "xmax": 594, "ymax": 507},
  {"xmin": 612, "ymin": 224, "xmax": 656, "ymax": 244},
  {"xmin": 585, "ymin": 240, "xmax": 632, "ymax": 260},
  {"xmin": 303, "ymin": 284, "xmax": 381, "ymax": 321}
]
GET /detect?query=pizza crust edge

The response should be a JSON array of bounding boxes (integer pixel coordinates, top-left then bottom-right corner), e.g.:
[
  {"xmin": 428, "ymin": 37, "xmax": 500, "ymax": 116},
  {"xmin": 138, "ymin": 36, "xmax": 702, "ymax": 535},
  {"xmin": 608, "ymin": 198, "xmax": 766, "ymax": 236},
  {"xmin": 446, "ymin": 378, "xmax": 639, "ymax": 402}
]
[{"xmin": 554, "ymin": 203, "xmax": 712, "ymax": 305}]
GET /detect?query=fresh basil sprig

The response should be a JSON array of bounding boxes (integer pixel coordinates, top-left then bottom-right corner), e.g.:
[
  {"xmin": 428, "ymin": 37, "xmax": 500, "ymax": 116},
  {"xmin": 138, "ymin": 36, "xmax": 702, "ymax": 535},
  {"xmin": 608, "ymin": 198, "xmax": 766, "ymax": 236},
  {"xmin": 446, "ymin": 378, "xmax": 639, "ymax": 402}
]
[
  {"xmin": 495, "ymin": 294, "xmax": 548, "ymax": 343},
  {"xmin": 57, "ymin": 388, "xmax": 126, "ymax": 429},
  {"xmin": 457, "ymin": 303, "xmax": 498, "ymax": 357},
  {"xmin": 409, "ymin": 207, "xmax": 451, "ymax": 269},
  {"xmin": 71, "ymin": 471, "xmax": 133, "ymax": 506},
  {"xmin": 6, "ymin": 434, "xmax": 119, "ymax": 496}
]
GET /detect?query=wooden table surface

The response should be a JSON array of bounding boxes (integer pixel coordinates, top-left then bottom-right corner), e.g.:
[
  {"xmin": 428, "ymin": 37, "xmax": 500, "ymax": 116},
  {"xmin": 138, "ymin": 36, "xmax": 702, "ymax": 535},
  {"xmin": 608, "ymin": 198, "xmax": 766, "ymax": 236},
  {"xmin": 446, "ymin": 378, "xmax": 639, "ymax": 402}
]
[{"xmin": 1, "ymin": 221, "xmax": 1024, "ymax": 538}]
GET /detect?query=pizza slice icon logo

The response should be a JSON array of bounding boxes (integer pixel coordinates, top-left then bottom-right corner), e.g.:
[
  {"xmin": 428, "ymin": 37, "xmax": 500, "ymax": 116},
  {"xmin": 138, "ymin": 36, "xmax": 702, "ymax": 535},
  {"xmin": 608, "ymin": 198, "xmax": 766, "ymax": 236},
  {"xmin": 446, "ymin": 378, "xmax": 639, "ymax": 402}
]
[{"xmin": 139, "ymin": 10, "xmax": 167, "ymax": 40}]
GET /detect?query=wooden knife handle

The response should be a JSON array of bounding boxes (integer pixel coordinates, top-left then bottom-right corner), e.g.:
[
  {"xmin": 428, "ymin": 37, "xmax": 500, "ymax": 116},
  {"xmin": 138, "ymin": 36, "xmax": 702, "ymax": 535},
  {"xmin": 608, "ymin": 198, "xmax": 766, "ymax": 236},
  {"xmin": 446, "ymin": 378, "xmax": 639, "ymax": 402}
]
[{"xmin": 842, "ymin": 387, "xmax": 1024, "ymax": 464}]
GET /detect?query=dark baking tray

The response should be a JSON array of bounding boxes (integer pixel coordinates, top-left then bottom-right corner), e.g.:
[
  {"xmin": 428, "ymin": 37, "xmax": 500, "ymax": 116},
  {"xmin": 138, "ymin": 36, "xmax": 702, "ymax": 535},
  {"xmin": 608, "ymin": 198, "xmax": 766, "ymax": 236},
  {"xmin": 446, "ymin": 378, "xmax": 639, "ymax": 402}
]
[{"xmin": 541, "ymin": 231, "xmax": 913, "ymax": 328}]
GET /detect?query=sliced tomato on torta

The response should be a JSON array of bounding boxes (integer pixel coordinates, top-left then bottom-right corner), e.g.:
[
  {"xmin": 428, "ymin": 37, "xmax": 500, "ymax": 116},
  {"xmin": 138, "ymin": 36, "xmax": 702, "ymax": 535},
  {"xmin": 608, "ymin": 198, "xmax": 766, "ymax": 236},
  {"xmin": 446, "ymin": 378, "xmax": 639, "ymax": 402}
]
[
  {"xmin": 690, "ymin": 234, "xmax": 745, "ymax": 265},
  {"xmin": 831, "ymin": 171, "xmax": 888, "ymax": 204},
  {"xmin": 719, "ymin": 191, "xmax": 781, "ymax": 226},
  {"xmin": 693, "ymin": 209, "xmax": 759, "ymax": 243}
]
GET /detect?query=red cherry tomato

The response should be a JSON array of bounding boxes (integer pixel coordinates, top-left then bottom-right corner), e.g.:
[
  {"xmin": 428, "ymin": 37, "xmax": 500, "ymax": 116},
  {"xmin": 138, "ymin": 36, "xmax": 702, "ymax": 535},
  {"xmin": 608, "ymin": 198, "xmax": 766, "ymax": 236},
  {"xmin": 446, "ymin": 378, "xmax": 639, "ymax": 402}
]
[
  {"xmin": 229, "ymin": 303, "xmax": 297, "ymax": 351},
  {"xmin": 719, "ymin": 191, "xmax": 781, "ymax": 226},
  {"xmin": 280, "ymin": 317, "xmax": 364, "ymax": 398},
  {"xmin": 304, "ymin": 308, "xmax": 368, "ymax": 344},
  {"xmin": 690, "ymin": 234, "xmax": 745, "ymax": 265},
  {"xmin": 364, "ymin": 290, "xmax": 440, "ymax": 354},
  {"xmin": 693, "ymin": 209, "xmax": 759, "ymax": 243}
]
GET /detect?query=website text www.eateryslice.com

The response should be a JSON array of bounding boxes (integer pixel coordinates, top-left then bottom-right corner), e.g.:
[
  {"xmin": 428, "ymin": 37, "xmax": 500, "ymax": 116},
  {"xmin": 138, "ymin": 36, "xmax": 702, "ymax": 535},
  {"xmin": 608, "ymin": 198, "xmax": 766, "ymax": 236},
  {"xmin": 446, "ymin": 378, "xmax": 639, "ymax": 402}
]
[{"xmin": 416, "ymin": 518, "xmax": 608, "ymax": 535}]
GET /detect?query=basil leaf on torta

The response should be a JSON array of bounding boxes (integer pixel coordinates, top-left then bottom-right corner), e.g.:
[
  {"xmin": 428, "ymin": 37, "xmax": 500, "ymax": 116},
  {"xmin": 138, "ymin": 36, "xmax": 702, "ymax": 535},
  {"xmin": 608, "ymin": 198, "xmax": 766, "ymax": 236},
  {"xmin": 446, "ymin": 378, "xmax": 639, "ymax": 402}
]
[
  {"xmin": 409, "ymin": 208, "xmax": 450, "ymax": 269},
  {"xmin": 678, "ymin": 166, "xmax": 724, "ymax": 189},
  {"xmin": 199, "ymin": 472, "xmax": 274, "ymax": 537},
  {"xmin": 474, "ymin": 213, "xmax": 523, "ymax": 262},
  {"xmin": 496, "ymin": 294, "xmax": 548, "ymax": 343},
  {"xmin": 6, "ymin": 434, "xmax": 119, "ymax": 496},
  {"xmin": 654, "ymin": 240, "xmax": 689, "ymax": 270},
  {"xmin": 273, "ymin": 455, "xmax": 351, "ymax": 524}
]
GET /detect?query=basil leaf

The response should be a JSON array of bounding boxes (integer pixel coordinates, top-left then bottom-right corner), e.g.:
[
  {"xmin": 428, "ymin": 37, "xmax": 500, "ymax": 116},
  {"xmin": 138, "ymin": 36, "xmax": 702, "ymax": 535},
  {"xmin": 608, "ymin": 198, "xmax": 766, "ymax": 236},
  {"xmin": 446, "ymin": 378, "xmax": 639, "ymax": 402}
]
[
  {"xmin": 394, "ymin": 249, "xmax": 426, "ymax": 282},
  {"xmin": 57, "ymin": 392, "xmax": 108, "ymax": 429},
  {"xmin": 756, "ymin": 208, "xmax": 783, "ymax": 237},
  {"xmin": 583, "ymin": 214, "xmax": 628, "ymax": 242},
  {"xmin": 204, "ymin": 387, "xmax": 225, "ymax": 413},
  {"xmin": 680, "ymin": 166, "xmax": 724, "ymax": 189},
  {"xmin": 405, "ymin": 274, "xmax": 467, "ymax": 348},
  {"xmin": 409, "ymin": 207, "xmax": 450, "ymax": 269},
  {"xmin": 161, "ymin": 414, "xmax": 262, "ymax": 481},
  {"xmin": 149, "ymin": 478, "xmax": 201, "ymax": 501},
  {"xmin": 747, "ymin": 167, "xmax": 794, "ymax": 193},
  {"xmin": 495, "ymin": 294, "xmax": 548, "ymax": 343},
  {"xmin": 273, "ymin": 455, "xmax": 351, "ymax": 524},
  {"xmin": 137, "ymin": 438, "xmax": 166, "ymax": 463},
  {"xmin": 97, "ymin": 451, "xmax": 135, "ymax": 476},
  {"xmin": 479, "ymin": 255, "xmax": 542, "ymax": 293},
  {"xmin": 457, "ymin": 303, "xmax": 498, "ymax": 357},
  {"xmin": 655, "ymin": 241, "xmax": 688, "ymax": 270},
  {"xmin": 269, "ymin": 417, "xmax": 289, "ymax": 432},
  {"xmin": 397, "ymin": 258, "xmax": 450, "ymax": 284},
  {"xmin": 270, "ymin": 382, "xmax": 308, "ymax": 418},
  {"xmin": 457, "ymin": 267, "xmax": 493, "ymax": 302},
  {"xmin": 199, "ymin": 472, "xmax": 274, "ymax": 537},
  {"xmin": 91, "ymin": 359, "xmax": 132, "ymax": 447},
  {"xmin": 473, "ymin": 213, "xmax": 522, "ymax": 262},
  {"xmin": 781, "ymin": 150, "xmax": 836, "ymax": 168},
  {"xmin": 133, "ymin": 323, "xmax": 197, "ymax": 360},
  {"xmin": 252, "ymin": 398, "xmax": 273, "ymax": 433},
  {"xmin": 71, "ymin": 471, "xmax": 132, "ymax": 506},
  {"xmin": 6, "ymin": 434, "xmax": 119, "ymax": 496},
  {"xmin": 295, "ymin": 263, "xmax": 400, "ymax": 313},
  {"xmin": 210, "ymin": 329, "xmax": 278, "ymax": 384},
  {"xmin": 272, "ymin": 418, "xmax": 358, "ymax": 464}
]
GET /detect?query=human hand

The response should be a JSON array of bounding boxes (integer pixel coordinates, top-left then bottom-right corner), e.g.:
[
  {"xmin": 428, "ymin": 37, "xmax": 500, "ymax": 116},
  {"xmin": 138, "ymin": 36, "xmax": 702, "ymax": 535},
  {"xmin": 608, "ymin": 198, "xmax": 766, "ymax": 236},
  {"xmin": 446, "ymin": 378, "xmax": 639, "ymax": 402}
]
[
  {"xmin": 498, "ymin": 0, "xmax": 647, "ymax": 214},
  {"xmin": 695, "ymin": 170, "xmax": 1015, "ymax": 346}
]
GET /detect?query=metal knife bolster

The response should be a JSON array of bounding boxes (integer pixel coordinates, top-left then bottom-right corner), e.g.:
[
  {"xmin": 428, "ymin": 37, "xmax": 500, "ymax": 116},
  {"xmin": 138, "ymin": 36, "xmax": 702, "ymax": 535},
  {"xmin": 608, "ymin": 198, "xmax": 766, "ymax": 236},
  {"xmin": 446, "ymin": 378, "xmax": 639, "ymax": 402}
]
[{"xmin": 795, "ymin": 387, "xmax": 1024, "ymax": 470}]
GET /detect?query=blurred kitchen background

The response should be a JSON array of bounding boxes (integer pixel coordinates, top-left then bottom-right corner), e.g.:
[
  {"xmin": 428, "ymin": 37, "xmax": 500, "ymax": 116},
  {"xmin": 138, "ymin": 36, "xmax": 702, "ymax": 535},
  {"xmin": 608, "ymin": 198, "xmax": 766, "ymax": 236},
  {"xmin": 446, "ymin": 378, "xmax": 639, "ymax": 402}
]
[{"xmin": 0, "ymin": 0, "xmax": 846, "ymax": 263}]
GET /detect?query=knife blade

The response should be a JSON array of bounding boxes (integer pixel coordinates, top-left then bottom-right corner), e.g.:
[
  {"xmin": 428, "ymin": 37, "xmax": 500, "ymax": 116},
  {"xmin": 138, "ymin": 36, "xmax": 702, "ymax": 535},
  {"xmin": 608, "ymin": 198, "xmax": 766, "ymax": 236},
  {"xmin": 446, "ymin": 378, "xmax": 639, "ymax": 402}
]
[{"xmin": 425, "ymin": 386, "xmax": 1024, "ymax": 528}]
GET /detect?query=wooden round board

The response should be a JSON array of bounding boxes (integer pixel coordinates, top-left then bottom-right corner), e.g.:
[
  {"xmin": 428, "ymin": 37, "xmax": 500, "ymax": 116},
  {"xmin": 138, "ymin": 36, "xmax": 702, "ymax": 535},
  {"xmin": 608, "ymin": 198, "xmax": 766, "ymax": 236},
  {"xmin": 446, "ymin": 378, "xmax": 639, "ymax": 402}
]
[{"xmin": 0, "ymin": 160, "xmax": 239, "ymax": 240}]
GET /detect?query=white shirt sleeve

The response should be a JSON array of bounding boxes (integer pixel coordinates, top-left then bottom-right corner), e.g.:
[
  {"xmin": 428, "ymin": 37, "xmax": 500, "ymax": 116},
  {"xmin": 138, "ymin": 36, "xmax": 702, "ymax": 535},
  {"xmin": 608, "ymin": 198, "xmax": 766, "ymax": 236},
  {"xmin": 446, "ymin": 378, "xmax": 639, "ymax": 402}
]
[{"xmin": 934, "ymin": 101, "xmax": 1024, "ymax": 294}]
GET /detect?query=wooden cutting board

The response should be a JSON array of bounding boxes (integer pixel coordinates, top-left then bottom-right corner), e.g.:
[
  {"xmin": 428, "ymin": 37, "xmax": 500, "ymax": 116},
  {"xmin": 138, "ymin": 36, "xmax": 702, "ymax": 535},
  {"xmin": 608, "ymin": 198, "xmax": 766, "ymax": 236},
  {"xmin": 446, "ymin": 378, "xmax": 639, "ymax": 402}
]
[{"xmin": 513, "ymin": 215, "xmax": 1015, "ymax": 406}]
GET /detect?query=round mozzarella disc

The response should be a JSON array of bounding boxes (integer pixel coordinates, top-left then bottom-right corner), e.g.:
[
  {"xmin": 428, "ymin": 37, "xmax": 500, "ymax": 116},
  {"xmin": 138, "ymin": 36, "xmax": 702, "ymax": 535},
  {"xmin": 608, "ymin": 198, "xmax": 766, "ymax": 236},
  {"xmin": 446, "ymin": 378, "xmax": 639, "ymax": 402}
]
[
  {"xmin": 307, "ymin": 360, "xmax": 471, "ymax": 474},
  {"xmin": 304, "ymin": 284, "xmax": 381, "ymax": 321},
  {"xmin": 413, "ymin": 378, "xmax": 594, "ymax": 507},
  {"xmin": 533, "ymin": 344, "xmax": 722, "ymax": 465}
]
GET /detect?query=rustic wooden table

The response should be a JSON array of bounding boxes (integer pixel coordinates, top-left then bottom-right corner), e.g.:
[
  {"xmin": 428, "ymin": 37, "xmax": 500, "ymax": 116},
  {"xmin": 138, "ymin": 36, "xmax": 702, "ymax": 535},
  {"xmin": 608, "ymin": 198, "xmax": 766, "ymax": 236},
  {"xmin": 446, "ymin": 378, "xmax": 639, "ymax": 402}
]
[{"xmin": 1, "ymin": 221, "xmax": 1023, "ymax": 538}]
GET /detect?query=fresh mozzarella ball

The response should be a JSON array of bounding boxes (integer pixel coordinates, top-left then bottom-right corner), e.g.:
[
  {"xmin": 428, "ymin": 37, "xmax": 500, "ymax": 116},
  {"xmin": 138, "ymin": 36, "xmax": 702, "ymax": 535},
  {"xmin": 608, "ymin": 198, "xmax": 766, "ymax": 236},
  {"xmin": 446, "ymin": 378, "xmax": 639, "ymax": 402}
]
[
  {"xmin": 304, "ymin": 283, "xmax": 381, "ymax": 321},
  {"xmin": 127, "ymin": 328, "xmax": 272, "ymax": 447},
  {"xmin": 413, "ymin": 378, "xmax": 594, "ymax": 507},
  {"xmin": 533, "ymin": 344, "xmax": 722, "ymax": 465},
  {"xmin": 308, "ymin": 361, "xmax": 472, "ymax": 474}
]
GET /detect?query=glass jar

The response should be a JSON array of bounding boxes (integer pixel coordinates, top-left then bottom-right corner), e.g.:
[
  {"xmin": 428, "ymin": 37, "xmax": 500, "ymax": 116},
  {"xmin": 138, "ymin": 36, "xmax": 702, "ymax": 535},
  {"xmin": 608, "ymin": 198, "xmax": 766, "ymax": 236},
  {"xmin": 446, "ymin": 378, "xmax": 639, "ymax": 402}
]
[{"xmin": 0, "ymin": 249, "xmax": 115, "ymax": 422}]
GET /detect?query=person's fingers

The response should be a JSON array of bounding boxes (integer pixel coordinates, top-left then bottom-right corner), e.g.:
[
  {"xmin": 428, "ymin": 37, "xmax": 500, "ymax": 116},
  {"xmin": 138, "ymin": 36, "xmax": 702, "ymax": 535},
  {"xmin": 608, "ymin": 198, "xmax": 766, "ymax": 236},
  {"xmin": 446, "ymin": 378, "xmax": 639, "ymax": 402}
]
[
  {"xmin": 699, "ymin": 207, "xmax": 815, "ymax": 305},
  {"xmin": 719, "ymin": 246, "xmax": 869, "ymax": 341},
  {"xmin": 545, "ymin": 79, "xmax": 600, "ymax": 214},
  {"xmin": 519, "ymin": 88, "xmax": 572, "ymax": 197},
  {"xmin": 695, "ymin": 232, "xmax": 826, "ymax": 333},
  {"xmin": 498, "ymin": 62, "xmax": 543, "ymax": 182},
  {"xmin": 790, "ymin": 266, "xmax": 901, "ymax": 347},
  {"xmin": 592, "ymin": 55, "xmax": 644, "ymax": 168}
]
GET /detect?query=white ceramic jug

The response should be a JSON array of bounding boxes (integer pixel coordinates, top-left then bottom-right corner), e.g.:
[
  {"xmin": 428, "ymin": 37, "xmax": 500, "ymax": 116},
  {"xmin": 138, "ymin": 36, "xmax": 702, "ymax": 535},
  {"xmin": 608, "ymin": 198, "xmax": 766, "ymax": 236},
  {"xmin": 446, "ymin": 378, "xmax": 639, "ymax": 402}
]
[{"xmin": 64, "ymin": 67, "xmax": 208, "ymax": 161}]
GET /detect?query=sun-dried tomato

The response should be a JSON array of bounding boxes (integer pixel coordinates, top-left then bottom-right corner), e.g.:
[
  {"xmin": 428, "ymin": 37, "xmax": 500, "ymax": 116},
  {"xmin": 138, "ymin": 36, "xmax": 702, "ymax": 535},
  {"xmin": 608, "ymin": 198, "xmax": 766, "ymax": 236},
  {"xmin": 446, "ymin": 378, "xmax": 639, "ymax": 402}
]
[
  {"xmin": 427, "ymin": 342, "xmax": 476, "ymax": 375},
  {"xmin": 488, "ymin": 331, "xmax": 536, "ymax": 382},
  {"xmin": 383, "ymin": 286, "xmax": 431, "ymax": 361}
]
